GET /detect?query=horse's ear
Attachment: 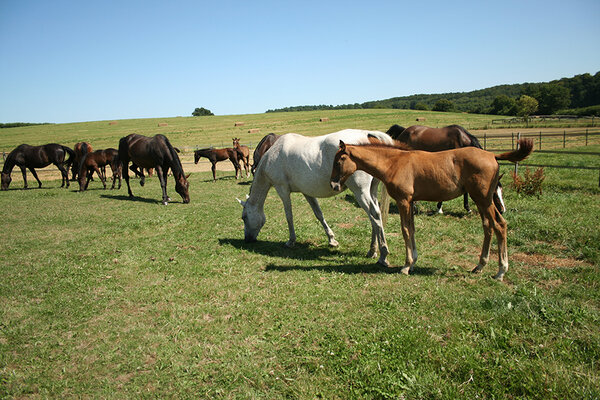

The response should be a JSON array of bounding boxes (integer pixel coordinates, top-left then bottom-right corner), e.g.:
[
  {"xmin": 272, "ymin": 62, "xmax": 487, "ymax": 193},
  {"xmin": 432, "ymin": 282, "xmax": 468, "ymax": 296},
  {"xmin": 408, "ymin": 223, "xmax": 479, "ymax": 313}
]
[
  {"xmin": 236, "ymin": 197, "xmax": 246, "ymax": 207},
  {"xmin": 339, "ymin": 140, "xmax": 346, "ymax": 152},
  {"xmin": 498, "ymin": 173, "xmax": 505, "ymax": 181},
  {"xmin": 185, "ymin": 173, "xmax": 191, "ymax": 179}
]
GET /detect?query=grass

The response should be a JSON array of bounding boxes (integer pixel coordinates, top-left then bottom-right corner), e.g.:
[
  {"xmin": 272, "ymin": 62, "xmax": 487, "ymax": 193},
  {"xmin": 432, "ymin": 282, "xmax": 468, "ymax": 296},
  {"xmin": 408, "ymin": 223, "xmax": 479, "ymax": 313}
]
[{"xmin": 1, "ymin": 110, "xmax": 599, "ymax": 398}]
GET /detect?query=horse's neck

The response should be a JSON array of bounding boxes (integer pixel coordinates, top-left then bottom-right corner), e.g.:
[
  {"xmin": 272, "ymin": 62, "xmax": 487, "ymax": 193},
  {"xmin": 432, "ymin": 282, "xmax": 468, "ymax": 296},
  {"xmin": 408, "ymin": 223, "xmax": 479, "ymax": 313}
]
[
  {"xmin": 2, "ymin": 154, "xmax": 15, "ymax": 173},
  {"xmin": 247, "ymin": 169, "xmax": 271, "ymax": 208},
  {"xmin": 350, "ymin": 146, "xmax": 398, "ymax": 181}
]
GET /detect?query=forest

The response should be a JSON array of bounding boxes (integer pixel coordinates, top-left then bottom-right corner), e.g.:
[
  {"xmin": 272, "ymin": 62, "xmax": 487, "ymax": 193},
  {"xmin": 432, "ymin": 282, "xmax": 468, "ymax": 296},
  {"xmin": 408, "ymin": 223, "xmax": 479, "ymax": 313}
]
[{"xmin": 266, "ymin": 71, "xmax": 600, "ymax": 116}]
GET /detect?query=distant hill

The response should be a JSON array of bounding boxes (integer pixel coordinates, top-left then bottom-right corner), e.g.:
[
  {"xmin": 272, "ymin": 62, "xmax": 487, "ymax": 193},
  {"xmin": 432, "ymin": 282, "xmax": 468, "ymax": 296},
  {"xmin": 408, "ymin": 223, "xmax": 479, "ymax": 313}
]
[{"xmin": 266, "ymin": 71, "xmax": 600, "ymax": 116}]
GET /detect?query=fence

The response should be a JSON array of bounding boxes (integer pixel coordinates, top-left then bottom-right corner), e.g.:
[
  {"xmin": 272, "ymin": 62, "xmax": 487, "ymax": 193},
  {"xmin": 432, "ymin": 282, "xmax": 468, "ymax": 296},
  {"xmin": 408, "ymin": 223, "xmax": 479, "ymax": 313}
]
[{"xmin": 480, "ymin": 128, "xmax": 600, "ymax": 187}]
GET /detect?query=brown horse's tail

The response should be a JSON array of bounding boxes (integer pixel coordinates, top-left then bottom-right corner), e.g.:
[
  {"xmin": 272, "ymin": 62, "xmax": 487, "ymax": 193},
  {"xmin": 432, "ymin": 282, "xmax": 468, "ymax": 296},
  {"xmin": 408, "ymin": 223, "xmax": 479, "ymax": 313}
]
[
  {"xmin": 495, "ymin": 138, "xmax": 534, "ymax": 162},
  {"xmin": 62, "ymin": 146, "xmax": 76, "ymax": 168}
]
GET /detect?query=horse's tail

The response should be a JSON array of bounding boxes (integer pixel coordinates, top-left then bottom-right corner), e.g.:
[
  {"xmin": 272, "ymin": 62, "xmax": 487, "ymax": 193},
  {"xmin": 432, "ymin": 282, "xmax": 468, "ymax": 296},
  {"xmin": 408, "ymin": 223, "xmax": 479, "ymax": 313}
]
[
  {"xmin": 495, "ymin": 139, "xmax": 534, "ymax": 163},
  {"xmin": 453, "ymin": 125, "xmax": 482, "ymax": 149},
  {"xmin": 62, "ymin": 146, "xmax": 76, "ymax": 168},
  {"xmin": 385, "ymin": 124, "xmax": 406, "ymax": 140}
]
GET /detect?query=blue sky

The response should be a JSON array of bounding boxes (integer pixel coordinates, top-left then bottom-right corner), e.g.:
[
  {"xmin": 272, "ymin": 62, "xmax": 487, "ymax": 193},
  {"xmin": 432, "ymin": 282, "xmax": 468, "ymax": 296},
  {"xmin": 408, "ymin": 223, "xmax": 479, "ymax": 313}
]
[{"xmin": 1, "ymin": 0, "xmax": 599, "ymax": 123}]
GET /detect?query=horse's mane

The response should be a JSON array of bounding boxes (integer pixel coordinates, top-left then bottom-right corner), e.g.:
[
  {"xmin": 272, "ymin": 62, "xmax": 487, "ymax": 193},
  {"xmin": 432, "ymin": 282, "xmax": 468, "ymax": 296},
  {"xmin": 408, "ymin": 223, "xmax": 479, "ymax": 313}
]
[
  {"xmin": 162, "ymin": 135, "xmax": 184, "ymax": 176},
  {"xmin": 365, "ymin": 136, "xmax": 414, "ymax": 151}
]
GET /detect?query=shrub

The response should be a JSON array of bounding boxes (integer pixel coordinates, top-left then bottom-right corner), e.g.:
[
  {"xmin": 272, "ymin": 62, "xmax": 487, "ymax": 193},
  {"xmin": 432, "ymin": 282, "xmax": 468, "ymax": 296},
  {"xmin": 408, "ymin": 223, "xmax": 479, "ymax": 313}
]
[{"xmin": 511, "ymin": 167, "xmax": 545, "ymax": 197}]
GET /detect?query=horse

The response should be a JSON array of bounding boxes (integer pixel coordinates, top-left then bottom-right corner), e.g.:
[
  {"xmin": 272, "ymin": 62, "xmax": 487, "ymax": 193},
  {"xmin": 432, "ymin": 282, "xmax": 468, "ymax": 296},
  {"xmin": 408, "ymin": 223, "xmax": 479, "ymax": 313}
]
[
  {"xmin": 1, "ymin": 143, "xmax": 75, "ymax": 190},
  {"xmin": 387, "ymin": 124, "xmax": 484, "ymax": 214},
  {"xmin": 118, "ymin": 134, "xmax": 190, "ymax": 205},
  {"xmin": 78, "ymin": 148, "xmax": 121, "ymax": 191},
  {"xmin": 232, "ymin": 138, "xmax": 251, "ymax": 178},
  {"xmin": 71, "ymin": 142, "xmax": 93, "ymax": 180},
  {"xmin": 238, "ymin": 129, "xmax": 394, "ymax": 266},
  {"xmin": 194, "ymin": 147, "xmax": 241, "ymax": 181},
  {"xmin": 330, "ymin": 138, "xmax": 534, "ymax": 281},
  {"xmin": 251, "ymin": 133, "xmax": 280, "ymax": 175}
]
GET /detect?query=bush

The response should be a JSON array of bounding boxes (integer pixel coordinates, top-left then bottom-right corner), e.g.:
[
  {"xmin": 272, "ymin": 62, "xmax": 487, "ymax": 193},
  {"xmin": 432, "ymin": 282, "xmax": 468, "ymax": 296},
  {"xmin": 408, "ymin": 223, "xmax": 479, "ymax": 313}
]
[
  {"xmin": 192, "ymin": 107, "xmax": 214, "ymax": 116},
  {"xmin": 511, "ymin": 167, "xmax": 545, "ymax": 197}
]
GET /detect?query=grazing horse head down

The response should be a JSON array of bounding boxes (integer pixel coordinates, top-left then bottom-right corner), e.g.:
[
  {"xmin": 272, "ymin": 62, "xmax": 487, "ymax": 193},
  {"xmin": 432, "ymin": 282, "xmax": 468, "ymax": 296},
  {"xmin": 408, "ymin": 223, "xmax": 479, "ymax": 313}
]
[
  {"xmin": 238, "ymin": 129, "xmax": 394, "ymax": 266},
  {"xmin": 118, "ymin": 134, "xmax": 189, "ymax": 205},
  {"xmin": 2, "ymin": 143, "xmax": 74, "ymax": 190}
]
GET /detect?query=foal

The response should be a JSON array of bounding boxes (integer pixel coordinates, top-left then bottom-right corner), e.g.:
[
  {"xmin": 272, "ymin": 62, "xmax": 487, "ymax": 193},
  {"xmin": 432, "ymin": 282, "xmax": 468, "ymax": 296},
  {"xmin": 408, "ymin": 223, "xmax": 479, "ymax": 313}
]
[
  {"xmin": 330, "ymin": 139, "xmax": 534, "ymax": 281},
  {"xmin": 194, "ymin": 147, "xmax": 240, "ymax": 181},
  {"xmin": 78, "ymin": 148, "xmax": 121, "ymax": 191},
  {"xmin": 232, "ymin": 138, "xmax": 251, "ymax": 178}
]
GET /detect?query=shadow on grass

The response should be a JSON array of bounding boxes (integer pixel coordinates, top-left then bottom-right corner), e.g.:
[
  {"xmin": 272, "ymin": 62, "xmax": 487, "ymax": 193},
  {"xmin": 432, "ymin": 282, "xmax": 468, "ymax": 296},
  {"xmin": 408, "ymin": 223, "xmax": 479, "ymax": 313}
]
[
  {"xmin": 100, "ymin": 194, "xmax": 163, "ymax": 204},
  {"xmin": 219, "ymin": 238, "xmax": 362, "ymax": 261},
  {"xmin": 264, "ymin": 263, "xmax": 437, "ymax": 275}
]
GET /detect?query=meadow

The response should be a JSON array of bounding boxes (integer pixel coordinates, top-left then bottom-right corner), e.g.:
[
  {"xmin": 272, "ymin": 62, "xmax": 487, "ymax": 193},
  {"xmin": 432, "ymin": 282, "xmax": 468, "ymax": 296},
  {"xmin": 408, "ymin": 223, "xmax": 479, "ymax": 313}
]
[{"xmin": 1, "ymin": 110, "xmax": 599, "ymax": 398}]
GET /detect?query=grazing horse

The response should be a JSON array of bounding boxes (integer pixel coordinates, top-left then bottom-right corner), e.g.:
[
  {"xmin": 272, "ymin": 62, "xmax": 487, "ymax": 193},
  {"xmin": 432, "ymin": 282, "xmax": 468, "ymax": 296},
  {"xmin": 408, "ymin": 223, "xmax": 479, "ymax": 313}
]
[
  {"xmin": 194, "ymin": 147, "xmax": 241, "ymax": 181},
  {"xmin": 119, "ymin": 134, "xmax": 190, "ymax": 205},
  {"xmin": 71, "ymin": 142, "xmax": 93, "ymax": 180},
  {"xmin": 251, "ymin": 133, "xmax": 280, "ymax": 175},
  {"xmin": 1, "ymin": 143, "xmax": 74, "ymax": 190},
  {"xmin": 330, "ymin": 138, "xmax": 534, "ymax": 281},
  {"xmin": 78, "ymin": 148, "xmax": 121, "ymax": 191},
  {"xmin": 387, "ymin": 124, "xmax": 484, "ymax": 214},
  {"xmin": 232, "ymin": 138, "xmax": 251, "ymax": 178},
  {"xmin": 238, "ymin": 129, "xmax": 394, "ymax": 266}
]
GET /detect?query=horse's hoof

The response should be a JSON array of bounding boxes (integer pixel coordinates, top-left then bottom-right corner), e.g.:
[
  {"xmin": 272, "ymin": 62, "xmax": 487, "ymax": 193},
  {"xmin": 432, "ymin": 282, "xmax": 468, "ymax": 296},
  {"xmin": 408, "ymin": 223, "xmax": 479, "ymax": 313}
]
[
  {"xmin": 400, "ymin": 266, "xmax": 411, "ymax": 275},
  {"xmin": 492, "ymin": 273, "xmax": 505, "ymax": 281},
  {"xmin": 284, "ymin": 241, "xmax": 295, "ymax": 248},
  {"xmin": 471, "ymin": 265, "xmax": 483, "ymax": 274},
  {"xmin": 366, "ymin": 249, "xmax": 377, "ymax": 259},
  {"xmin": 377, "ymin": 258, "xmax": 389, "ymax": 268},
  {"xmin": 162, "ymin": 201, "xmax": 168, "ymax": 205},
  {"xmin": 329, "ymin": 239, "xmax": 339, "ymax": 247}
]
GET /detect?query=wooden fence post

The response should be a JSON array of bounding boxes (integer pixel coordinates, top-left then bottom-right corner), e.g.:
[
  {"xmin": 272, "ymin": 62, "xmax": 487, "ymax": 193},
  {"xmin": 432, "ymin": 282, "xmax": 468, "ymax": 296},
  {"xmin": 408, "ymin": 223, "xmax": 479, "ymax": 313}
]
[
  {"xmin": 539, "ymin": 131, "xmax": 542, "ymax": 150},
  {"xmin": 586, "ymin": 129, "xmax": 588, "ymax": 146},
  {"xmin": 483, "ymin": 133, "xmax": 487, "ymax": 150},
  {"xmin": 563, "ymin": 130, "xmax": 566, "ymax": 148},
  {"xmin": 514, "ymin": 132, "xmax": 521, "ymax": 176}
]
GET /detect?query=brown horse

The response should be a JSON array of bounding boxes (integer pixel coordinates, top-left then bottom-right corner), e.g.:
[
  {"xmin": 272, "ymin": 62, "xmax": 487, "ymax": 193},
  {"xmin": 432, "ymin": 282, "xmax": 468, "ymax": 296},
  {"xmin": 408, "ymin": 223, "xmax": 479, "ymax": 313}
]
[
  {"xmin": 330, "ymin": 138, "xmax": 534, "ymax": 281},
  {"xmin": 251, "ymin": 133, "xmax": 280, "ymax": 175},
  {"xmin": 232, "ymin": 138, "xmax": 250, "ymax": 178},
  {"xmin": 2, "ymin": 143, "xmax": 75, "ymax": 190},
  {"xmin": 71, "ymin": 142, "xmax": 93, "ymax": 180},
  {"xmin": 387, "ymin": 124, "xmax": 483, "ymax": 214},
  {"xmin": 78, "ymin": 148, "xmax": 121, "ymax": 191},
  {"xmin": 194, "ymin": 147, "xmax": 240, "ymax": 181},
  {"xmin": 119, "ymin": 134, "xmax": 190, "ymax": 205}
]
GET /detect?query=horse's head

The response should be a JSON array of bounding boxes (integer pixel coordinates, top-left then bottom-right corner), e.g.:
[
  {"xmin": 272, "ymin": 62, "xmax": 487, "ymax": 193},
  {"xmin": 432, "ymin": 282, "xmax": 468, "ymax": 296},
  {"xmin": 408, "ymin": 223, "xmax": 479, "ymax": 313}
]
[
  {"xmin": 175, "ymin": 173, "xmax": 191, "ymax": 203},
  {"xmin": 238, "ymin": 196, "xmax": 265, "ymax": 243},
  {"xmin": 330, "ymin": 140, "xmax": 356, "ymax": 192},
  {"xmin": 194, "ymin": 151, "xmax": 201, "ymax": 164},
  {"xmin": 1, "ymin": 172, "xmax": 11, "ymax": 190}
]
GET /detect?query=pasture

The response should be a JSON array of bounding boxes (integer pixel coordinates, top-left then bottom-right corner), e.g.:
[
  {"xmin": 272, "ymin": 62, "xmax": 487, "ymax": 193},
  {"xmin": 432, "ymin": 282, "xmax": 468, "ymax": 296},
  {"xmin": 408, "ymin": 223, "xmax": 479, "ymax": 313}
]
[{"xmin": 1, "ymin": 110, "xmax": 599, "ymax": 398}]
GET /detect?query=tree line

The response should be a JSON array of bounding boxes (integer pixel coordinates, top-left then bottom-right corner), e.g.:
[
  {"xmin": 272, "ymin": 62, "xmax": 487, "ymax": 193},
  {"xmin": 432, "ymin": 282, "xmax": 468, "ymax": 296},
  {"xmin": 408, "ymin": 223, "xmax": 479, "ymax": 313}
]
[{"xmin": 266, "ymin": 71, "xmax": 600, "ymax": 116}]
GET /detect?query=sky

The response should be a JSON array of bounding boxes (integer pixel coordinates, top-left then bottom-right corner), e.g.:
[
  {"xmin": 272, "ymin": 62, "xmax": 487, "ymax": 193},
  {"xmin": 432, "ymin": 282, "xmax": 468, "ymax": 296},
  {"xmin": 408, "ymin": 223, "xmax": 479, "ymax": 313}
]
[{"xmin": 1, "ymin": 0, "xmax": 599, "ymax": 124}]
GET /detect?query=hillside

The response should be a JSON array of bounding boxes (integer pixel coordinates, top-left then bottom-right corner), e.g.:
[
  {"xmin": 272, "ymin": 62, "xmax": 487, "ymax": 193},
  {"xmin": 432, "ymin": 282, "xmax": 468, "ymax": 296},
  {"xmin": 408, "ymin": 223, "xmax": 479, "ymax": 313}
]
[{"xmin": 267, "ymin": 71, "xmax": 600, "ymax": 115}]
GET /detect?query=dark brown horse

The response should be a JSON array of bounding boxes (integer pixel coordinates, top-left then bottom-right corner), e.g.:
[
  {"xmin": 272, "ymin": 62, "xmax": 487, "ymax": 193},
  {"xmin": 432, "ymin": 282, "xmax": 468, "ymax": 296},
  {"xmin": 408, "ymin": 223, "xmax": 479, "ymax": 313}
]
[
  {"xmin": 194, "ymin": 147, "xmax": 240, "ymax": 181},
  {"xmin": 119, "ymin": 134, "xmax": 190, "ymax": 205},
  {"xmin": 232, "ymin": 138, "xmax": 250, "ymax": 178},
  {"xmin": 71, "ymin": 142, "xmax": 93, "ymax": 180},
  {"xmin": 387, "ymin": 124, "xmax": 484, "ymax": 214},
  {"xmin": 1, "ymin": 143, "xmax": 75, "ymax": 190},
  {"xmin": 251, "ymin": 133, "xmax": 280, "ymax": 175},
  {"xmin": 78, "ymin": 148, "xmax": 121, "ymax": 191},
  {"xmin": 330, "ymin": 138, "xmax": 534, "ymax": 281}
]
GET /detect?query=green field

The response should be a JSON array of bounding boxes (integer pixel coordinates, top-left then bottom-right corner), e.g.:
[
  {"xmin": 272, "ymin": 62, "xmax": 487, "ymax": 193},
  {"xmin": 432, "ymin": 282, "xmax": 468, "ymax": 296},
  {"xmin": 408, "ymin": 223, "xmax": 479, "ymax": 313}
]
[{"xmin": 1, "ymin": 110, "xmax": 599, "ymax": 398}]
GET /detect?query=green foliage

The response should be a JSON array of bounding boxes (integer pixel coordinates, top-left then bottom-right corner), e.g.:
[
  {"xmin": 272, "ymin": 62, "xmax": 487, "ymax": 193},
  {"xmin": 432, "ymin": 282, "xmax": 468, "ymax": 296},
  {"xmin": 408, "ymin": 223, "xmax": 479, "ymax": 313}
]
[
  {"xmin": 432, "ymin": 99, "xmax": 455, "ymax": 112},
  {"xmin": 524, "ymin": 83, "xmax": 571, "ymax": 115},
  {"xmin": 192, "ymin": 107, "xmax": 214, "ymax": 116},
  {"xmin": 0, "ymin": 122, "xmax": 52, "ymax": 129},
  {"xmin": 490, "ymin": 94, "xmax": 518, "ymax": 115},
  {"xmin": 516, "ymin": 95, "xmax": 539, "ymax": 125}
]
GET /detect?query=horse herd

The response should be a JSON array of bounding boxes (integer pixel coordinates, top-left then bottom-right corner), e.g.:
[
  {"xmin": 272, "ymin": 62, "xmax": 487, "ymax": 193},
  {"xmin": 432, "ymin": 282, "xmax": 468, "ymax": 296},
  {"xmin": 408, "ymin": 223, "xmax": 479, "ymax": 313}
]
[{"xmin": 1, "ymin": 125, "xmax": 533, "ymax": 281}]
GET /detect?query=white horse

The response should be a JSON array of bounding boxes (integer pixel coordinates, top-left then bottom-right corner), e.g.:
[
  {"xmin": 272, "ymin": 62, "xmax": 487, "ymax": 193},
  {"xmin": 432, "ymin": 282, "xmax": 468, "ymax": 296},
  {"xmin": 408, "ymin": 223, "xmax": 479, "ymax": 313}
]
[{"xmin": 237, "ymin": 129, "xmax": 393, "ymax": 267}]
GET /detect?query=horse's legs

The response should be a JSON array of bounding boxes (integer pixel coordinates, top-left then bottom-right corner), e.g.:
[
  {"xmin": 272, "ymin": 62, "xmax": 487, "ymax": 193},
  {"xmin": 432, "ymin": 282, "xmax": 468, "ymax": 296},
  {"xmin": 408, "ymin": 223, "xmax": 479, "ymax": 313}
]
[
  {"xmin": 28, "ymin": 167, "xmax": 42, "ymax": 188},
  {"xmin": 19, "ymin": 166, "xmax": 28, "ymax": 189},
  {"xmin": 472, "ymin": 203, "xmax": 494, "ymax": 276},
  {"xmin": 274, "ymin": 186, "xmax": 296, "ymax": 247},
  {"xmin": 123, "ymin": 162, "xmax": 134, "ymax": 198},
  {"xmin": 463, "ymin": 193, "xmax": 471, "ymax": 213},
  {"xmin": 397, "ymin": 199, "xmax": 415, "ymax": 275},
  {"xmin": 155, "ymin": 166, "xmax": 169, "ymax": 205},
  {"xmin": 211, "ymin": 162, "xmax": 217, "ymax": 182},
  {"xmin": 346, "ymin": 177, "xmax": 389, "ymax": 267},
  {"xmin": 55, "ymin": 162, "xmax": 70, "ymax": 188},
  {"xmin": 490, "ymin": 206, "xmax": 508, "ymax": 280},
  {"xmin": 162, "ymin": 167, "xmax": 171, "ymax": 202},
  {"xmin": 93, "ymin": 166, "xmax": 106, "ymax": 189},
  {"xmin": 436, "ymin": 201, "xmax": 443, "ymax": 214},
  {"xmin": 408, "ymin": 201, "xmax": 418, "ymax": 269},
  {"xmin": 303, "ymin": 195, "xmax": 338, "ymax": 247}
]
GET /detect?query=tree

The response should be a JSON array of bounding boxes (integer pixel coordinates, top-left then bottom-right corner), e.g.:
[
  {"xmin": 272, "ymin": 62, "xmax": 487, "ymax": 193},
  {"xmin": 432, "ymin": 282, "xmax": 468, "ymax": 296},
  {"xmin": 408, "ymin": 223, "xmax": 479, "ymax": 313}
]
[
  {"xmin": 489, "ymin": 95, "xmax": 517, "ymax": 115},
  {"xmin": 524, "ymin": 83, "xmax": 570, "ymax": 115},
  {"xmin": 432, "ymin": 99, "xmax": 455, "ymax": 112},
  {"xmin": 515, "ymin": 95, "xmax": 538, "ymax": 126},
  {"xmin": 192, "ymin": 107, "xmax": 214, "ymax": 116}
]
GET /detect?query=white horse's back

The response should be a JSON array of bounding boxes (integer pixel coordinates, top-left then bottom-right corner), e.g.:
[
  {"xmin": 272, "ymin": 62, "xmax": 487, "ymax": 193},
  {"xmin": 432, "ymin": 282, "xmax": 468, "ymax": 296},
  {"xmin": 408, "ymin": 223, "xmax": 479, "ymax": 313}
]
[{"xmin": 257, "ymin": 129, "xmax": 391, "ymax": 197}]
